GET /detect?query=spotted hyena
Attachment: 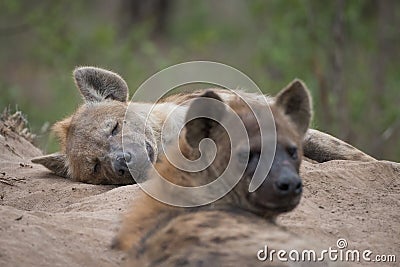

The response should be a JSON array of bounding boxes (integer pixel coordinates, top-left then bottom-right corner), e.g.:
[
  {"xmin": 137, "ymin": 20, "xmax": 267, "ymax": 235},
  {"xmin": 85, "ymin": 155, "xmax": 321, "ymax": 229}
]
[
  {"xmin": 113, "ymin": 89, "xmax": 327, "ymax": 266},
  {"xmin": 32, "ymin": 67, "xmax": 375, "ymax": 184}
]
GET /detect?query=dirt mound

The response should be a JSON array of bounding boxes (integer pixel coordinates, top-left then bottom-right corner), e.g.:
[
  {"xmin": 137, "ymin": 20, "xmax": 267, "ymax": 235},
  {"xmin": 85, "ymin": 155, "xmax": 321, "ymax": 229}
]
[
  {"xmin": 0, "ymin": 112, "xmax": 139, "ymax": 266},
  {"xmin": 281, "ymin": 160, "xmax": 400, "ymax": 263},
  {"xmin": 0, "ymin": 112, "xmax": 399, "ymax": 266}
]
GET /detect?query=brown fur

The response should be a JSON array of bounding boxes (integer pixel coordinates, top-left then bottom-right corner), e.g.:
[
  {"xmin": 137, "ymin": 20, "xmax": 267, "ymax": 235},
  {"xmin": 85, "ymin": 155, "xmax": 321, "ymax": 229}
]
[
  {"xmin": 32, "ymin": 67, "xmax": 375, "ymax": 185},
  {"xmin": 114, "ymin": 90, "xmax": 330, "ymax": 266}
]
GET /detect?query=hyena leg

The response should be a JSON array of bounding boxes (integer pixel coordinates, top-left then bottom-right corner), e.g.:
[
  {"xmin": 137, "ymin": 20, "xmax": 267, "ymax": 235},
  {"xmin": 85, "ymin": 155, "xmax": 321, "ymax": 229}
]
[{"xmin": 303, "ymin": 129, "xmax": 376, "ymax": 162}]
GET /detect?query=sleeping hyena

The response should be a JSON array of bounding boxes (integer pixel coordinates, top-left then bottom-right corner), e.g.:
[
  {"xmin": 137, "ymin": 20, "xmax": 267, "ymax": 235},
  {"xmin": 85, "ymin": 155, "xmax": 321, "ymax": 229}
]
[
  {"xmin": 32, "ymin": 67, "xmax": 375, "ymax": 184},
  {"xmin": 113, "ymin": 89, "xmax": 329, "ymax": 266}
]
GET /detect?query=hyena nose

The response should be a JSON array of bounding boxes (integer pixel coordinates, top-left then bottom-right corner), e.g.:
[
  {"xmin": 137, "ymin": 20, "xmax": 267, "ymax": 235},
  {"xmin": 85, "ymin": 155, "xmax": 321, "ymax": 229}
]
[
  {"xmin": 274, "ymin": 173, "xmax": 302, "ymax": 196},
  {"xmin": 115, "ymin": 152, "xmax": 131, "ymax": 176}
]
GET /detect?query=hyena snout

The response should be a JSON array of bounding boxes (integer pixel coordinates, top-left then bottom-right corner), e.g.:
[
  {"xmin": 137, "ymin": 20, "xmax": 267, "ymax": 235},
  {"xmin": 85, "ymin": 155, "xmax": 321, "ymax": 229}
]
[
  {"xmin": 111, "ymin": 147, "xmax": 151, "ymax": 180},
  {"xmin": 268, "ymin": 144, "xmax": 302, "ymax": 199},
  {"xmin": 274, "ymin": 168, "xmax": 302, "ymax": 196},
  {"xmin": 113, "ymin": 151, "xmax": 132, "ymax": 176},
  {"xmin": 247, "ymin": 143, "xmax": 303, "ymax": 212}
]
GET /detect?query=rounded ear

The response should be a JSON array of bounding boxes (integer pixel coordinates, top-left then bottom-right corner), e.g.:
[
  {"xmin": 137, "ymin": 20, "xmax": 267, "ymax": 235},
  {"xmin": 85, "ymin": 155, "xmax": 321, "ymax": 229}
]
[
  {"xmin": 73, "ymin": 66, "xmax": 129, "ymax": 103},
  {"xmin": 184, "ymin": 90, "xmax": 225, "ymax": 148},
  {"xmin": 275, "ymin": 79, "xmax": 312, "ymax": 136},
  {"xmin": 31, "ymin": 152, "xmax": 69, "ymax": 178}
]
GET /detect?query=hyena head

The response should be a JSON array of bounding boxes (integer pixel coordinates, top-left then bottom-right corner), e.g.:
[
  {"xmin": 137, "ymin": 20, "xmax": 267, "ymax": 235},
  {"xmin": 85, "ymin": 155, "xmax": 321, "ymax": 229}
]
[
  {"xmin": 156, "ymin": 80, "xmax": 311, "ymax": 217},
  {"xmin": 32, "ymin": 67, "xmax": 157, "ymax": 184}
]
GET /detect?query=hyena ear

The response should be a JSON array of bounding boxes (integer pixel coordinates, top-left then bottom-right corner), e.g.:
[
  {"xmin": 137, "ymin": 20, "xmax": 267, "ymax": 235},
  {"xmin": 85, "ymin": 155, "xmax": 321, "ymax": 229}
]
[
  {"xmin": 31, "ymin": 152, "xmax": 69, "ymax": 178},
  {"xmin": 275, "ymin": 79, "xmax": 312, "ymax": 136},
  {"xmin": 73, "ymin": 66, "xmax": 129, "ymax": 103},
  {"xmin": 184, "ymin": 90, "xmax": 225, "ymax": 148}
]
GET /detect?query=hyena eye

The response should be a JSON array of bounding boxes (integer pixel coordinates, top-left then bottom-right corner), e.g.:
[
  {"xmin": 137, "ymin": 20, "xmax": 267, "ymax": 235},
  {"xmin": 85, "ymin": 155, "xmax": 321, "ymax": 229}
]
[
  {"xmin": 287, "ymin": 145, "xmax": 298, "ymax": 160},
  {"xmin": 111, "ymin": 122, "xmax": 119, "ymax": 136},
  {"xmin": 237, "ymin": 151, "xmax": 250, "ymax": 164},
  {"xmin": 93, "ymin": 161, "xmax": 101, "ymax": 174},
  {"xmin": 145, "ymin": 141, "xmax": 155, "ymax": 162}
]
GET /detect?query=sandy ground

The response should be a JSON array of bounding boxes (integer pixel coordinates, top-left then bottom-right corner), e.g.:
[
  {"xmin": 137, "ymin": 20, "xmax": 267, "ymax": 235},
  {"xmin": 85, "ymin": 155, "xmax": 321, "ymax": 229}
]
[{"xmin": 0, "ymin": 114, "xmax": 399, "ymax": 267}]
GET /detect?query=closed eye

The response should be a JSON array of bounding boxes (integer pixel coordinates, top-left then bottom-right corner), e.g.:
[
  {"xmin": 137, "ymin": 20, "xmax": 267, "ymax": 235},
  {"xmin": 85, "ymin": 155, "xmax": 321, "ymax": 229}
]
[
  {"xmin": 146, "ymin": 141, "xmax": 155, "ymax": 162},
  {"xmin": 111, "ymin": 122, "xmax": 119, "ymax": 136},
  {"xmin": 287, "ymin": 146, "xmax": 298, "ymax": 160},
  {"xmin": 93, "ymin": 161, "xmax": 101, "ymax": 174},
  {"xmin": 238, "ymin": 149, "xmax": 260, "ymax": 175},
  {"xmin": 238, "ymin": 150, "xmax": 250, "ymax": 164}
]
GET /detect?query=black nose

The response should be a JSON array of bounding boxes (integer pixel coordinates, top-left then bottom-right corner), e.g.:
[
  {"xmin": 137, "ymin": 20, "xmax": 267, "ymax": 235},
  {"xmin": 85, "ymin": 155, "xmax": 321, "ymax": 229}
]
[
  {"xmin": 274, "ymin": 174, "xmax": 302, "ymax": 195},
  {"xmin": 115, "ymin": 152, "xmax": 131, "ymax": 176}
]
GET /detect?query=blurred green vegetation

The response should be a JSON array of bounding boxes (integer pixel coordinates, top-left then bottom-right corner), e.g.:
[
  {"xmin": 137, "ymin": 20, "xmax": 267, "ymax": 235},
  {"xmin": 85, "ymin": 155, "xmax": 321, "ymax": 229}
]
[{"xmin": 1, "ymin": 0, "xmax": 399, "ymax": 161}]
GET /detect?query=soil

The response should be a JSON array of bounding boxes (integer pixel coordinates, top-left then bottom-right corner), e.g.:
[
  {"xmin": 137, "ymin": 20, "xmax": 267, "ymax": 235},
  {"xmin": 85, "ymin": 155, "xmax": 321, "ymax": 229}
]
[{"xmin": 0, "ymin": 113, "xmax": 399, "ymax": 267}]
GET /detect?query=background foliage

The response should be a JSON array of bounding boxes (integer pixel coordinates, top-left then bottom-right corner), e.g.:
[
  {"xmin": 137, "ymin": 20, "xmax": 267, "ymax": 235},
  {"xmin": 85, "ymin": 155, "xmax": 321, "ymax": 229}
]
[{"xmin": 1, "ymin": 0, "xmax": 399, "ymax": 160}]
